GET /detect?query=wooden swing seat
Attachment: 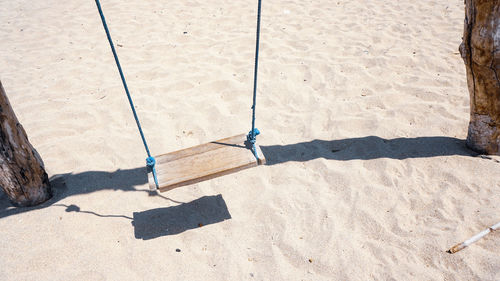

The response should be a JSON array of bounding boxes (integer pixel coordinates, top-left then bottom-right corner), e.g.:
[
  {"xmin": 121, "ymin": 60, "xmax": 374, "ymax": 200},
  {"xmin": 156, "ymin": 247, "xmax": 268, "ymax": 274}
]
[{"xmin": 148, "ymin": 134, "xmax": 265, "ymax": 192}]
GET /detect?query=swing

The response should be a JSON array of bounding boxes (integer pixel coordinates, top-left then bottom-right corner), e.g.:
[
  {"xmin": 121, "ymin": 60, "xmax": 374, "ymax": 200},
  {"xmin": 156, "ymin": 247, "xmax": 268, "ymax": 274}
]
[{"xmin": 94, "ymin": 0, "xmax": 266, "ymax": 192}]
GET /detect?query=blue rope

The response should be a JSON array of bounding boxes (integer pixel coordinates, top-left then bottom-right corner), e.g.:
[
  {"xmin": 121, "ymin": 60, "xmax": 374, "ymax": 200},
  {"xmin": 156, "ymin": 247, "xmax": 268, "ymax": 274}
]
[
  {"xmin": 247, "ymin": 0, "xmax": 263, "ymax": 160},
  {"xmin": 94, "ymin": 0, "xmax": 159, "ymax": 188}
]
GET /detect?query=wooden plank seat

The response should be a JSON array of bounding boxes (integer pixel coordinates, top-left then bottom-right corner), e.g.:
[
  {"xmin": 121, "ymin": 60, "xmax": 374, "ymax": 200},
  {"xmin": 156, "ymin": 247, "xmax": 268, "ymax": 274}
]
[{"xmin": 148, "ymin": 134, "xmax": 266, "ymax": 192}]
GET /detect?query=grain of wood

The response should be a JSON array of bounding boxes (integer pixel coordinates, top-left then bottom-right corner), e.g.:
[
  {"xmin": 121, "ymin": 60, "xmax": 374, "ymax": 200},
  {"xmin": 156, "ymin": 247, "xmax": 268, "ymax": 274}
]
[
  {"xmin": 0, "ymin": 80, "xmax": 51, "ymax": 206},
  {"xmin": 461, "ymin": 0, "xmax": 500, "ymax": 154},
  {"xmin": 148, "ymin": 134, "xmax": 265, "ymax": 192}
]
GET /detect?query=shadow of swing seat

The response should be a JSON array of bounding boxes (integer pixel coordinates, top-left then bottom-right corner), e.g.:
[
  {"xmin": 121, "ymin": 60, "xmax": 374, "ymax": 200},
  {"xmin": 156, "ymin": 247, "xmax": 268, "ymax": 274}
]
[
  {"xmin": 148, "ymin": 134, "xmax": 266, "ymax": 192},
  {"xmin": 133, "ymin": 194, "xmax": 231, "ymax": 239}
]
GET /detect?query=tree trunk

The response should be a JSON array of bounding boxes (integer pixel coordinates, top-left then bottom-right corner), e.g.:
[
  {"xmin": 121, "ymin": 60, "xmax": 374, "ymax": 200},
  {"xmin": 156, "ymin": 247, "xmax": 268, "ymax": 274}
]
[
  {"xmin": 0, "ymin": 81, "xmax": 51, "ymax": 206},
  {"xmin": 461, "ymin": 0, "xmax": 500, "ymax": 154}
]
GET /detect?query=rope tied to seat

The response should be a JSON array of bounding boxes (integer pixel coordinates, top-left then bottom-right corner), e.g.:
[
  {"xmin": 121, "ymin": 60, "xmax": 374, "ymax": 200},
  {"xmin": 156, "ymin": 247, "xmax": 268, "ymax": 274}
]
[
  {"xmin": 247, "ymin": 128, "xmax": 260, "ymax": 159},
  {"xmin": 146, "ymin": 156, "xmax": 159, "ymax": 188}
]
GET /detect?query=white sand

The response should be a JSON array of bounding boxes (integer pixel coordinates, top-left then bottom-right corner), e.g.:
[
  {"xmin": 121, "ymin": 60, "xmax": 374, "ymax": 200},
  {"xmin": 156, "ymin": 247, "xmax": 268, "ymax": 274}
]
[{"xmin": 1, "ymin": 0, "xmax": 499, "ymax": 280}]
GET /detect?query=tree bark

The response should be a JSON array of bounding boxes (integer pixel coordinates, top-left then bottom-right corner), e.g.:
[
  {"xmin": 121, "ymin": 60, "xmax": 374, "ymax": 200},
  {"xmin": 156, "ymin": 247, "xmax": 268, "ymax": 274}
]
[
  {"xmin": 461, "ymin": 0, "xmax": 500, "ymax": 154},
  {"xmin": 0, "ymin": 81, "xmax": 51, "ymax": 206}
]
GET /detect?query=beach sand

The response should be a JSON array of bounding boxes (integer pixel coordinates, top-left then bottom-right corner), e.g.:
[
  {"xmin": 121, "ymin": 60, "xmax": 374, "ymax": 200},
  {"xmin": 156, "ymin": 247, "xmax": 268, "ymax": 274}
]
[{"xmin": 1, "ymin": 0, "xmax": 499, "ymax": 280}]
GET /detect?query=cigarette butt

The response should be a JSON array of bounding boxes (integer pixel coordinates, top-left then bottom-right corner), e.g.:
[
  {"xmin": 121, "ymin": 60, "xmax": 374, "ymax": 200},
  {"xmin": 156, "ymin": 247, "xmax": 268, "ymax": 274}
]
[{"xmin": 448, "ymin": 243, "xmax": 466, "ymax": 253}]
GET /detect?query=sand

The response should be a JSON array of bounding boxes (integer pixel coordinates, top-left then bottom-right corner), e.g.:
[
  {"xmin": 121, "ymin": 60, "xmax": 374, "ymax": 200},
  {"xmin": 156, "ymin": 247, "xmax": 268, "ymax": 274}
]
[{"xmin": 1, "ymin": 0, "xmax": 499, "ymax": 280}]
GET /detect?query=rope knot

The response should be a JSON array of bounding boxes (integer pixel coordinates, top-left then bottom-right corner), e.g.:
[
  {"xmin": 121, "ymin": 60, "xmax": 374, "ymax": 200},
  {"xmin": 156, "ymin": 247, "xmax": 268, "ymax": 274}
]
[
  {"xmin": 146, "ymin": 156, "xmax": 156, "ymax": 168},
  {"xmin": 146, "ymin": 156, "xmax": 159, "ymax": 189},
  {"xmin": 247, "ymin": 128, "xmax": 260, "ymax": 144}
]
